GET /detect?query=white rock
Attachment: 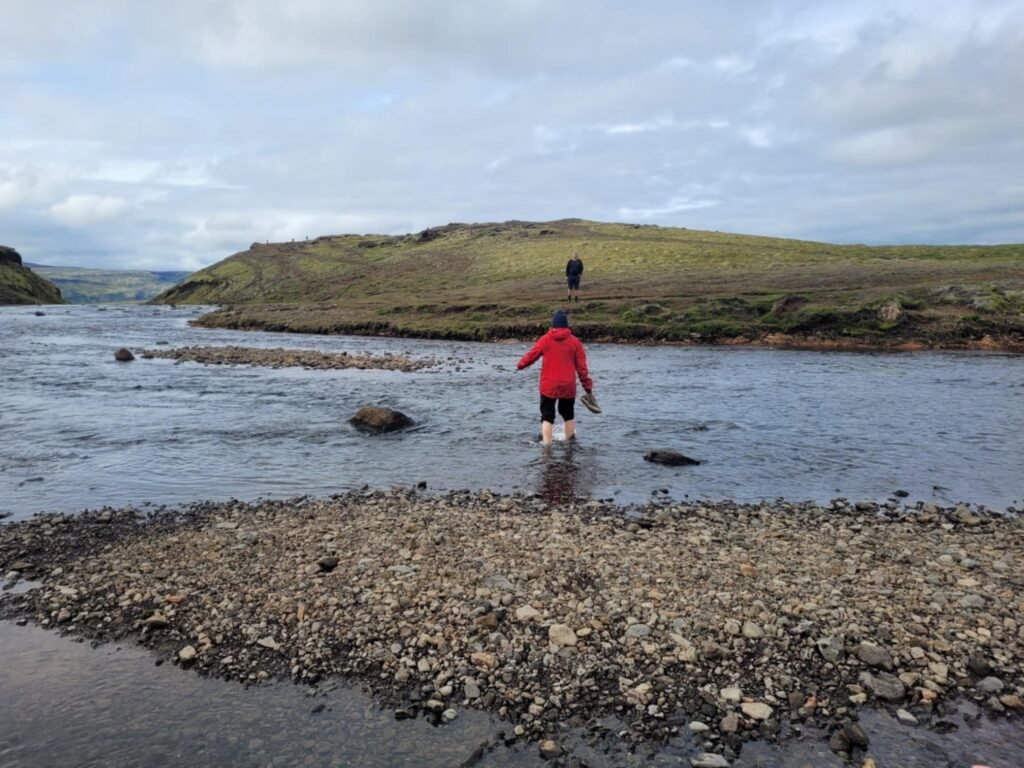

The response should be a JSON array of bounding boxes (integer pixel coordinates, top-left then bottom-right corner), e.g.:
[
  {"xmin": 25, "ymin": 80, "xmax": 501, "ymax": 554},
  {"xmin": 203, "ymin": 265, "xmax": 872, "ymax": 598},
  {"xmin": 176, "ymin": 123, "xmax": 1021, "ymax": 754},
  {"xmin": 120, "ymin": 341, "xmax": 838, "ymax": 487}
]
[
  {"xmin": 720, "ymin": 686, "xmax": 742, "ymax": 704},
  {"xmin": 516, "ymin": 605, "xmax": 541, "ymax": 622},
  {"xmin": 691, "ymin": 753, "xmax": 730, "ymax": 767},
  {"xmin": 548, "ymin": 624, "xmax": 578, "ymax": 647},
  {"xmin": 742, "ymin": 621, "xmax": 765, "ymax": 639},
  {"xmin": 896, "ymin": 708, "xmax": 918, "ymax": 725},
  {"xmin": 741, "ymin": 702, "xmax": 774, "ymax": 720}
]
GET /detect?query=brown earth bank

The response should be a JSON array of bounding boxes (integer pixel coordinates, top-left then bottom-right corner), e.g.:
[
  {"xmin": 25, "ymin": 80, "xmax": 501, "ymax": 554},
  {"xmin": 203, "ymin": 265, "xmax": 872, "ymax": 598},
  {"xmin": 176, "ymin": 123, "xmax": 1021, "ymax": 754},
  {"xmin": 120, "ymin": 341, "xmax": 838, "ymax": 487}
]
[
  {"xmin": 189, "ymin": 305, "xmax": 1024, "ymax": 353},
  {"xmin": 138, "ymin": 344, "xmax": 435, "ymax": 372},
  {"xmin": 1, "ymin": 492, "xmax": 1021, "ymax": 765}
]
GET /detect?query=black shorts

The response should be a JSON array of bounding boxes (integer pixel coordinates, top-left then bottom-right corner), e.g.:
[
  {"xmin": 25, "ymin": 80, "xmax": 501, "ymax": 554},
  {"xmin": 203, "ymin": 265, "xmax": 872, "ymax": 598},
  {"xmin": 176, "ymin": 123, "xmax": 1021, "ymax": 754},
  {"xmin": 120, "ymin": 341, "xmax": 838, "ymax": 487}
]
[
  {"xmin": 540, "ymin": 395, "xmax": 575, "ymax": 423},
  {"xmin": 567, "ymin": 275, "xmax": 581, "ymax": 290}
]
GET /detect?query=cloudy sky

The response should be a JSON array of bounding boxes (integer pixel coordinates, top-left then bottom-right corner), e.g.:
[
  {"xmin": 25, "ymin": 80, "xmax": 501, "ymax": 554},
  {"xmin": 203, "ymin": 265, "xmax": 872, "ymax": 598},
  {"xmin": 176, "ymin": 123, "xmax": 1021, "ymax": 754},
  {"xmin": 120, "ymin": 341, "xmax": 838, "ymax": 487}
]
[{"xmin": 2, "ymin": 1, "xmax": 1023, "ymax": 270}]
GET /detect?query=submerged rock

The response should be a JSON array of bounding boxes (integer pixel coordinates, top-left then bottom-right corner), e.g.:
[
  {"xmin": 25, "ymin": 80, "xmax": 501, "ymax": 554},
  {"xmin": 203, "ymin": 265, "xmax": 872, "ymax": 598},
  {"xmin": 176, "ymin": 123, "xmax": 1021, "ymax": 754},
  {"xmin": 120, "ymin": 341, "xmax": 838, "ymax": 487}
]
[
  {"xmin": 349, "ymin": 406, "xmax": 414, "ymax": 433},
  {"xmin": 644, "ymin": 450, "xmax": 700, "ymax": 466}
]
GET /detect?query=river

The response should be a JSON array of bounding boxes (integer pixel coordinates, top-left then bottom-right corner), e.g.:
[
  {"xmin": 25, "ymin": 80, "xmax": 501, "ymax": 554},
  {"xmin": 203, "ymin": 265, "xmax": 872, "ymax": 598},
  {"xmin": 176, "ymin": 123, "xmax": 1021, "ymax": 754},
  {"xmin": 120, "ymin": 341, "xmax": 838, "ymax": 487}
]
[
  {"xmin": 1, "ymin": 304, "xmax": 1023, "ymax": 767},
  {"xmin": 1, "ymin": 305, "xmax": 1022, "ymax": 520}
]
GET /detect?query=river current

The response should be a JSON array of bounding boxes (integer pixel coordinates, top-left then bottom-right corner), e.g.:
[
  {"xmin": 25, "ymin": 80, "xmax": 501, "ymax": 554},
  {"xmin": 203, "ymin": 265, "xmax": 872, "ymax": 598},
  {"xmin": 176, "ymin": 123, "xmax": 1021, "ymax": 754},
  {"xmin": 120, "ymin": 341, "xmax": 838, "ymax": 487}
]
[{"xmin": 1, "ymin": 304, "xmax": 1022, "ymax": 519}]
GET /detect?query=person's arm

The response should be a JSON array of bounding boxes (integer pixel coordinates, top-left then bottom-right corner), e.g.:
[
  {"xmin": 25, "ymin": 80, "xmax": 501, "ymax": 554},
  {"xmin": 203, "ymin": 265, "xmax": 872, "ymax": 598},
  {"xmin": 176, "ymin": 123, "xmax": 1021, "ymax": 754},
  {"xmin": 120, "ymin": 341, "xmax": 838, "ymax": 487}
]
[
  {"xmin": 575, "ymin": 340, "xmax": 593, "ymax": 392},
  {"xmin": 565, "ymin": 260, "xmax": 571, "ymax": 277},
  {"xmin": 578, "ymin": 259, "xmax": 583, "ymax": 276},
  {"xmin": 517, "ymin": 336, "xmax": 546, "ymax": 370}
]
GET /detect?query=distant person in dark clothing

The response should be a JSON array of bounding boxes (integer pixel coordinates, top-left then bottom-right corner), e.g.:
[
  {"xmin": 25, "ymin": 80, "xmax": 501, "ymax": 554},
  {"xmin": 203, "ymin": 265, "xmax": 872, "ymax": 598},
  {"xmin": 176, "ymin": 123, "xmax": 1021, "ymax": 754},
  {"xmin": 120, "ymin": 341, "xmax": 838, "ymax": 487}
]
[{"xmin": 565, "ymin": 250, "xmax": 584, "ymax": 302}]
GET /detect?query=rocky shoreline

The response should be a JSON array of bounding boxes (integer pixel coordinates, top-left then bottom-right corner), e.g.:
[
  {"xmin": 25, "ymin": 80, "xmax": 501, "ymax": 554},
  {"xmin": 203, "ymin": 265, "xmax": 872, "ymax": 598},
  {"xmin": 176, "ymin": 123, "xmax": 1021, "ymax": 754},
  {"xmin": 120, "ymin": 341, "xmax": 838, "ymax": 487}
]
[
  {"xmin": 138, "ymin": 344, "xmax": 434, "ymax": 372},
  {"xmin": 1, "ymin": 492, "xmax": 1021, "ymax": 765}
]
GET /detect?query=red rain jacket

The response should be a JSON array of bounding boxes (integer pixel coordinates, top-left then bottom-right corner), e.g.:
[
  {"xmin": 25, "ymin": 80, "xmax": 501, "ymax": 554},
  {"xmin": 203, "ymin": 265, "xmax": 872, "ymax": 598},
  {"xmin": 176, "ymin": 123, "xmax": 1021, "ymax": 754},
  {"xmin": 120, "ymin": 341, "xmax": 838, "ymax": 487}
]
[{"xmin": 517, "ymin": 327, "xmax": 593, "ymax": 399}]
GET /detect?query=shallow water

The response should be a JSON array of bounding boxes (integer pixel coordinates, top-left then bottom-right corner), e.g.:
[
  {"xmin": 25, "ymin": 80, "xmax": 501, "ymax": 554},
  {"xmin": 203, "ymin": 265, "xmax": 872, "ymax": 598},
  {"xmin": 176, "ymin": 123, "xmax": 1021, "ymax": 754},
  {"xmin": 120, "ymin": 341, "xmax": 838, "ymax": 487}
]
[
  {"xmin": 1, "ymin": 622, "xmax": 1021, "ymax": 768},
  {"xmin": 1, "ymin": 304, "xmax": 1023, "ymax": 520}
]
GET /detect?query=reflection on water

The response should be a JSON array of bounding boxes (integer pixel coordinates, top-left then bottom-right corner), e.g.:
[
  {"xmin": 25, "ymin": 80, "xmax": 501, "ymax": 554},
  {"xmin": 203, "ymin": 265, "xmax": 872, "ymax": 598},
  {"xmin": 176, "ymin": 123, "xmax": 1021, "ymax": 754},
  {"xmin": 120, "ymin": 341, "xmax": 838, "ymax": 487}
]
[
  {"xmin": 0, "ymin": 622, "xmax": 529, "ymax": 768},
  {"xmin": 1, "ymin": 620, "xmax": 1021, "ymax": 768},
  {"xmin": 534, "ymin": 443, "xmax": 596, "ymax": 504}
]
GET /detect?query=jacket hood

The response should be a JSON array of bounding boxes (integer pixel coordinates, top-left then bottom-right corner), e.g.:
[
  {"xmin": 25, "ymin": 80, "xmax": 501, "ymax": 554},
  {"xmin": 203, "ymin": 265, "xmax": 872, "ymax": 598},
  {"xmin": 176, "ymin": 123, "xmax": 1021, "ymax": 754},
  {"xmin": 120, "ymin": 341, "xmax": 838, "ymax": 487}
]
[{"xmin": 548, "ymin": 327, "xmax": 573, "ymax": 341}]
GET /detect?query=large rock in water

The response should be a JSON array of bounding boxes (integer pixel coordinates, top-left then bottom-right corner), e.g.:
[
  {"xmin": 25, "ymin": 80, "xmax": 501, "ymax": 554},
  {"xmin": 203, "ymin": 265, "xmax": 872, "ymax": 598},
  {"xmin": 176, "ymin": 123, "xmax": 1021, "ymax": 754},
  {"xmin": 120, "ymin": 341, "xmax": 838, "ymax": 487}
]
[
  {"xmin": 114, "ymin": 348, "xmax": 135, "ymax": 362},
  {"xmin": 350, "ymin": 406, "xmax": 413, "ymax": 433},
  {"xmin": 644, "ymin": 450, "xmax": 700, "ymax": 466}
]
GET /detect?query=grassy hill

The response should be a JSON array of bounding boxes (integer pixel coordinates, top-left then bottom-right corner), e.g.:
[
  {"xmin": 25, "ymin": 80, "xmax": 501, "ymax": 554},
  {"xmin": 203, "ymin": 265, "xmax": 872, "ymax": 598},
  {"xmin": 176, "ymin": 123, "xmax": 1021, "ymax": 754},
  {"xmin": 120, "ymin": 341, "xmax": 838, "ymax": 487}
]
[
  {"xmin": 0, "ymin": 246, "xmax": 65, "ymax": 305},
  {"xmin": 27, "ymin": 264, "xmax": 189, "ymax": 303},
  {"xmin": 154, "ymin": 219, "xmax": 1024, "ymax": 349}
]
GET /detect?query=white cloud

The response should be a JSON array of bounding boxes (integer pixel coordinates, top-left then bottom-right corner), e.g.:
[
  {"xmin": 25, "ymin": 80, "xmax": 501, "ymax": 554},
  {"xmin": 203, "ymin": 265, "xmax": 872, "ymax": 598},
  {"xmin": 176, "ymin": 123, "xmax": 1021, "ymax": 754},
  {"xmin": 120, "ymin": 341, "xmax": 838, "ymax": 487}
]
[
  {"xmin": 712, "ymin": 55, "xmax": 755, "ymax": 75},
  {"xmin": 618, "ymin": 196, "xmax": 719, "ymax": 220},
  {"xmin": 50, "ymin": 195, "xmax": 130, "ymax": 227},
  {"xmin": 739, "ymin": 126, "xmax": 774, "ymax": 149},
  {"xmin": 1, "ymin": 1, "xmax": 1023, "ymax": 269},
  {"xmin": 0, "ymin": 166, "xmax": 51, "ymax": 209},
  {"xmin": 84, "ymin": 160, "xmax": 161, "ymax": 185},
  {"xmin": 603, "ymin": 115, "xmax": 676, "ymax": 136}
]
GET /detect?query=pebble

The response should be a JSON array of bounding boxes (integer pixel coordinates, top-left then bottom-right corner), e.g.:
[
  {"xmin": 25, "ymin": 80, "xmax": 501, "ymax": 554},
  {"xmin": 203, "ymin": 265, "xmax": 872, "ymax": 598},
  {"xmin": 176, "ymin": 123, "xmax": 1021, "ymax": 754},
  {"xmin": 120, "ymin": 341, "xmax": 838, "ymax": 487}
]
[
  {"xmin": 720, "ymin": 686, "xmax": 742, "ymax": 704},
  {"xmin": 691, "ymin": 753, "xmax": 730, "ymax": 767},
  {"xmin": 816, "ymin": 636, "xmax": 845, "ymax": 663},
  {"xmin": 741, "ymin": 702, "xmax": 773, "ymax": 720},
  {"xmin": 896, "ymin": 708, "xmax": 918, "ymax": 725},
  {"xmin": 548, "ymin": 624, "xmax": 578, "ymax": 647},
  {"xmin": 742, "ymin": 621, "xmax": 765, "ymax": 639},
  {"xmin": 976, "ymin": 677, "xmax": 1004, "ymax": 694},
  {"xmin": 538, "ymin": 740, "xmax": 563, "ymax": 760},
  {"xmin": 515, "ymin": 605, "xmax": 541, "ymax": 622},
  {"xmin": 855, "ymin": 643, "xmax": 894, "ymax": 671}
]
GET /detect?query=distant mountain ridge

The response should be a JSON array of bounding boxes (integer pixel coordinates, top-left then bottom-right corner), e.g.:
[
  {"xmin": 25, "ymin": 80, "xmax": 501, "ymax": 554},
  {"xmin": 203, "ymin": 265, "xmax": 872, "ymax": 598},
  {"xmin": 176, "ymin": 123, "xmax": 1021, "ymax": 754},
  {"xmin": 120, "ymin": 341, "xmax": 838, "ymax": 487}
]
[
  {"xmin": 0, "ymin": 246, "xmax": 65, "ymax": 305},
  {"xmin": 27, "ymin": 264, "xmax": 190, "ymax": 303}
]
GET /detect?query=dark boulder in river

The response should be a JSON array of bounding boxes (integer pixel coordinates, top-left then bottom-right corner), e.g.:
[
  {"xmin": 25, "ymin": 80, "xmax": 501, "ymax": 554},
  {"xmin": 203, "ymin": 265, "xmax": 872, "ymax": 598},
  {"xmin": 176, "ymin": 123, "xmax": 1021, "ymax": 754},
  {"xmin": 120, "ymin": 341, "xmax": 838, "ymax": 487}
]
[
  {"xmin": 114, "ymin": 348, "xmax": 135, "ymax": 362},
  {"xmin": 350, "ymin": 406, "xmax": 413, "ymax": 433},
  {"xmin": 644, "ymin": 449, "xmax": 700, "ymax": 466}
]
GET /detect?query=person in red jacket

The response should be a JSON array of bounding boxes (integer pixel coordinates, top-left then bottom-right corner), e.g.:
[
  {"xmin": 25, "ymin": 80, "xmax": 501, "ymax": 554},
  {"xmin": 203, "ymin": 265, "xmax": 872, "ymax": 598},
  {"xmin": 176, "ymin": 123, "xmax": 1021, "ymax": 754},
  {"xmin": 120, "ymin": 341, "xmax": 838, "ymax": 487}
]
[{"xmin": 517, "ymin": 309, "xmax": 594, "ymax": 445}]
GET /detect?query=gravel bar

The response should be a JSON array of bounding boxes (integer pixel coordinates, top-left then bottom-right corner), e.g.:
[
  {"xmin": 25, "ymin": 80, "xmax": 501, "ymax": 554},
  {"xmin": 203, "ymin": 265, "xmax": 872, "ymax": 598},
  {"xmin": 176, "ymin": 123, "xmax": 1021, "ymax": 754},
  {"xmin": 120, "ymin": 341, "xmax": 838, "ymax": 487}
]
[
  {"xmin": 139, "ymin": 344, "xmax": 434, "ymax": 371},
  {"xmin": 1, "ymin": 491, "xmax": 1021, "ymax": 764}
]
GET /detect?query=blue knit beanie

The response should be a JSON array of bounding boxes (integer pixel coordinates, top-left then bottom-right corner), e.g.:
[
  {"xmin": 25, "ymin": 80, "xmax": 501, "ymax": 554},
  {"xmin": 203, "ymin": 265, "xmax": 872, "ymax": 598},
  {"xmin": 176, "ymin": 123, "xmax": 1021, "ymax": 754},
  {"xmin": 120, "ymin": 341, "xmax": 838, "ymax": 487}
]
[{"xmin": 552, "ymin": 309, "xmax": 569, "ymax": 328}]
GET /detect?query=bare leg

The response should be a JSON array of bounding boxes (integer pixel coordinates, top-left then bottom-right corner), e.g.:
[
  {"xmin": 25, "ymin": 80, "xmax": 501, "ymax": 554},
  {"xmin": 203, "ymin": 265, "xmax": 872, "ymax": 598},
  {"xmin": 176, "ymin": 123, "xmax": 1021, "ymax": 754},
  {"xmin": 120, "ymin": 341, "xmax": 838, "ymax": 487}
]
[
  {"xmin": 541, "ymin": 421, "xmax": 554, "ymax": 445},
  {"xmin": 563, "ymin": 418, "xmax": 575, "ymax": 440}
]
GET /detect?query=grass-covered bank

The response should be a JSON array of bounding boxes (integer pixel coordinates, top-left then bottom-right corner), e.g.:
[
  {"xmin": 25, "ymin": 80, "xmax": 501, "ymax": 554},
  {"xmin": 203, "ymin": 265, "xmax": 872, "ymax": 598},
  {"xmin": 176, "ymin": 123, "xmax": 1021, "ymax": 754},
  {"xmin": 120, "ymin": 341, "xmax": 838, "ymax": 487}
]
[
  {"xmin": 155, "ymin": 220, "xmax": 1024, "ymax": 350},
  {"xmin": 0, "ymin": 245, "xmax": 65, "ymax": 305}
]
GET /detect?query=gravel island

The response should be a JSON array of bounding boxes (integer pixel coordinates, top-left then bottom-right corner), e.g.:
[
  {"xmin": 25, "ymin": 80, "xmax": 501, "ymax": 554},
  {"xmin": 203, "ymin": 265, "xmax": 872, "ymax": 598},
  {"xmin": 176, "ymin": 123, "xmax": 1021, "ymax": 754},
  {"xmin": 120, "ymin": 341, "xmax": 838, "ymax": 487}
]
[{"xmin": 139, "ymin": 344, "xmax": 434, "ymax": 372}]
